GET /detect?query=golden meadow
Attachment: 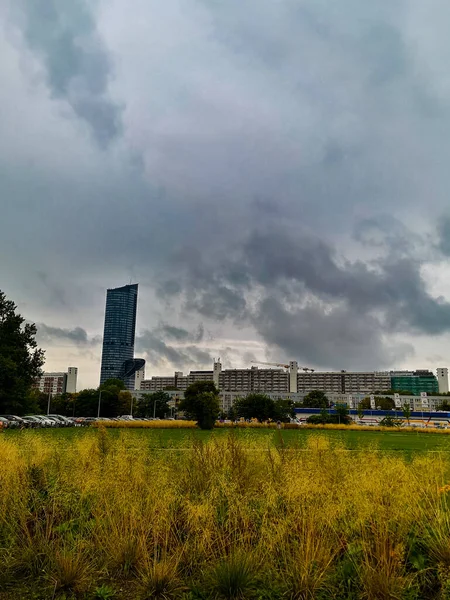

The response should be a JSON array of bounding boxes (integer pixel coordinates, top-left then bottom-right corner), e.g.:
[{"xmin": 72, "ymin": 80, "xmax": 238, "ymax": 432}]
[{"xmin": 3, "ymin": 428, "xmax": 450, "ymax": 599}]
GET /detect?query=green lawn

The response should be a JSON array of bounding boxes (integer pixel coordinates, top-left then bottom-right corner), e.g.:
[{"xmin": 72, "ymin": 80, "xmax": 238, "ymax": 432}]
[{"xmin": 6, "ymin": 425, "xmax": 450, "ymax": 453}]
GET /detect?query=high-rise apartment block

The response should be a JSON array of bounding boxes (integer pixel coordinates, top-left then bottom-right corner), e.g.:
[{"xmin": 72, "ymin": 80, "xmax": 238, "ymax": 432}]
[
  {"xmin": 141, "ymin": 361, "xmax": 394, "ymax": 394},
  {"xmin": 33, "ymin": 367, "xmax": 78, "ymax": 396},
  {"xmin": 100, "ymin": 284, "xmax": 145, "ymax": 390}
]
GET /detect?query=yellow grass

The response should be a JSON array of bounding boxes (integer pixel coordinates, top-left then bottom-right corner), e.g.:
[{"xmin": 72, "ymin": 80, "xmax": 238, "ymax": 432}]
[
  {"xmin": 94, "ymin": 419, "xmax": 198, "ymax": 428},
  {"xmin": 96, "ymin": 419, "xmax": 450, "ymax": 434},
  {"xmin": 1, "ymin": 429, "xmax": 450, "ymax": 598}
]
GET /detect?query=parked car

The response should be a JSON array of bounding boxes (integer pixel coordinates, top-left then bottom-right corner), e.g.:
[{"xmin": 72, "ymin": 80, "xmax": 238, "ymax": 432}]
[
  {"xmin": 48, "ymin": 414, "xmax": 74, "ymax": 427},
  {"xmin": 22, "ymin": 416, "xmax": 42, "ymax": 428},
  {"xmin": 0, "ymin": 416, "xmax": 10, "ymax": 429},
  {"xmin": 33, "ymin": 415, "xmax": 58, "ymax": 427},
  {"xmin": 0, "ymin": 415, "xmax": 27, "ymax": 428}
]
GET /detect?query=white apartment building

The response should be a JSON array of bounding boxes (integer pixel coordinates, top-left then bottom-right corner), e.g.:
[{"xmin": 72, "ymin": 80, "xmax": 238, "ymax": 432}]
[{"xmin": 33, "ymin": 367, "xmax": 78, "ymax": 396}]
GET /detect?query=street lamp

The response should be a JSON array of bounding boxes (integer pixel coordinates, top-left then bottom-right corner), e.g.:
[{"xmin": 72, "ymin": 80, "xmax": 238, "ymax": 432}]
[{"xmin": 97, "ymin": 390, "xmax": 102, "ymax": 418}]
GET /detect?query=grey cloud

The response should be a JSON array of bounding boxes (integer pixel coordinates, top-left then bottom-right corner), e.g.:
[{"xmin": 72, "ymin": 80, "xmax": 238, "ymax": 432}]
[
  {"xmin": 156, "ymin": 224, "xmax": 450, "ymax": 366},
  {"xmin": 3, "ymin": 0, "xmax": 450, "ymax": 383},
  {"xmin": 18, "ymin": 0, "xmax": 121, "ymax": 145},
  {"xmin": 155, "ymin": 322, "xmax": 205, "ymax": 343},
  {"xmin": 135, "ymin": 330, "xmax": 212, "ymax": 371},
  {"xmin": 36, "ymin": 324, "xmax": 101, "ymax": 346},
  {"xmin": 256, "ymin": 297, "xmax": 414, "ymax": 370},
  {"xmin": 437, "ymin": 216, "xmax": 450, "ymax": 256}
]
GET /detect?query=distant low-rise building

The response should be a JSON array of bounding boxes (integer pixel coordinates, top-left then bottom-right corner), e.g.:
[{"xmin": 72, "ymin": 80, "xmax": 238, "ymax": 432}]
[{"xmin": 33, "ymin": 367, "xmax": 78, "ymax": 396}]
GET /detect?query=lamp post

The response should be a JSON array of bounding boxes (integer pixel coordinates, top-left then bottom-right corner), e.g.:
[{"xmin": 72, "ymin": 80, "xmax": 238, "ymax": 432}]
[
  {"xmin": 97, "ymin": 390, "xmax": 102, "ymax": 418},
  {"xmin": 153, "ymin": 398, "xmax": 157, "ymax": 419},
  {"xmin": 47, "ymin": 391, "xmax": 51, "ymax": 415}
]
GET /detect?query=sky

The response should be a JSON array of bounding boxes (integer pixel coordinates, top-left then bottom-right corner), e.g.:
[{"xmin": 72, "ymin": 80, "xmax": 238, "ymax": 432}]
[{"xmin": 2, "ymin": 0, "xmax": 450, "ymax": 389}]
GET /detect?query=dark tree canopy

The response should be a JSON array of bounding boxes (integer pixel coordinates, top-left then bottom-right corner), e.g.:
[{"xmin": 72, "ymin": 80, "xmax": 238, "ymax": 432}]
[
  {"xmin": 359, "ymin": 396, "xmax": 395, "ymax": 410},
  {"xmin": 178, "ymin": 381, "xmax": 220, "ymax": 429},
  {"xmin": 233, "ymin": 393, "xmax": 294, "ymax": 422},
  {"xmin": 135, "ymin": 391, "xmax": 171, "ymax": 418},
  {"xmin": 302, "ymin": 390, "xmax": 329, "ymax": 409},
  {"xmin": 0, "ymin": 291, "xmax": 45, "ymax": 415}
]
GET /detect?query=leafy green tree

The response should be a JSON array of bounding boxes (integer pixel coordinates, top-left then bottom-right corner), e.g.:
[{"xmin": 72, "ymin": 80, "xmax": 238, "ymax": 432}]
[
  {"xmin": 402, "ymin": 403, "xmax": 411, "ymax": 424},
  {"xmin": 306, "ymin": 405, "xmax": 351, "ymax": 425},
  {"xmin": 98, "ymin": 379, "xmax": 131, "ymax": 417},
  {"xmin": 75, "ymin": 389, "xmax": 99, "ymax": 417},
  {"xmin": 437, "ymin": 400, "xmax": 450, "ymax": 411},
  {"xmin": 359, "ymin": 396, "xmax": 395, "ymax": 410},
  {"xmin": 0, "ymin": 291, "xmax": 45, "ymax": 415},
  {"xmin": 302, "ymin": 390, "xmax": 329, "ymax": 409},
  {"xmin": 178, "ymin": 381, "xmax": 220, "ymax": 429},
  {"xmin": 233, "ymin": 393, "xmax": 275, "ymax": 422},
  {"xmin": 380, "ymin": 415, "xmax": 402, "ymax": 427},
  {"xmin": 135, "ymin": 391, "xmax": 171, "ymax": 418},
  {"xmin": 272, "ymin": 397, "xmax": 295, "ymax": 422},
  {"xmin": 357, "ymin": 403, "xmax": 364, "ymax": 421},
  {"xmin": 335, "ymin": 403, "xmax": 351, "ymax": 424}
]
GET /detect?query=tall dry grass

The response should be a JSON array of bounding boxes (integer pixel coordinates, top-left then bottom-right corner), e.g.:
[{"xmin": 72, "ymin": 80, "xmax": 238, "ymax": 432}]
[{"xmin": 1, "ymin": 429, "xmax": 450, "ymax": 598}]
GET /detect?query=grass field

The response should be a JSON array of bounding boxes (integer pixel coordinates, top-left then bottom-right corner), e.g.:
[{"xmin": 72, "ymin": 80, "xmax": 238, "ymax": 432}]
[
  {"xmin": 3, "ymin": 427, "xmax": 450, "ymax": 599},
  {"xmin": 7, "ymin": 425, "xmax": 450, "ymax": 453}
]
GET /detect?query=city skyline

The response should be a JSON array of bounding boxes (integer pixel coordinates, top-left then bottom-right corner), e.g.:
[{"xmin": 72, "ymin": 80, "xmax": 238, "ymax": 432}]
[{"xmin": 3, "ymin": 2, "xmax": 450, "ymax": 390}]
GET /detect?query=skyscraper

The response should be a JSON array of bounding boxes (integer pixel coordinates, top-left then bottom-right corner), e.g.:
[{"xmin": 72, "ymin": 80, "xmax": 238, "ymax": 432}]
[{"xmin": 100, "ymin": 284, "xmax": 139, "ymax": 390}]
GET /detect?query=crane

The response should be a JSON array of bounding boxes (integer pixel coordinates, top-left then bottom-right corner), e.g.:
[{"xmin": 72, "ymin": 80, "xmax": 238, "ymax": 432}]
[{"xmin": 251, "ymin": 361, "xmax": 314, "ymax": 372}]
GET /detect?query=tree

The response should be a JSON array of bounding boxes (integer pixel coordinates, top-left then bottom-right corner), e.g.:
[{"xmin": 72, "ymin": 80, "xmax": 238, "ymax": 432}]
[
  {"xmin": 178, "ymin": 381, "xmax": 220, "ymax": 429},
  {"xmin": 98, "ymin": 379, "xmax": 131, "ymax": 417},
  {"xmin": 335, "ymin": 403, "xmax": 351, "ymax": 424},
  {"xmin": 437, "ymin": 400, "xmax": 450, "ymax": 411},
  {"xmin": 380, "ymin": 415, "xmax": 402, "ymax": 427},
  {"xmin": 306, "ymin": 405, "xmax": 351, "ymax": 425},
  {"xmin": 302, "ymin": 390, "xmax": 329, "ymax": 409},
  {"xmin": 273, "ymin": 397, "xmax": 295, "ymax": 422},
  {"xmin": 233, "ymin": 393, "xmax": 275, "ymax": 422},
  {"xmin": 359, "ymin": 396, "xmax": 395, "ymax": 411},
  {"xmin": 0, "ymin": 291, "xmax": 45, "ymax": 415},
  {"xmin": 135, "ymin": 391, "xmax": 171, "ymax": 418},
  {"xmin": 402, "ymin": 403, "xmax": 411, "ymax": 425},
  {"xmin": 75, "ymin": 389, "xmax": 99, "ymax": 417},
  {"xmin": 357, "ymin": 403, "xmax": 364, "ymax": 421}
]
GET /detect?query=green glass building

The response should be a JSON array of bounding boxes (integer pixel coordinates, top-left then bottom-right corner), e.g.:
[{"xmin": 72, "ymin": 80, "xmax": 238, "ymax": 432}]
[{"xmin": 390, "ymin": 370, "xmax": 438, "ymax": 395}]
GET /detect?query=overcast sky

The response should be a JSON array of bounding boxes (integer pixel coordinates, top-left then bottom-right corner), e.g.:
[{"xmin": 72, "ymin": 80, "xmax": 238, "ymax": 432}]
[{"xmin": 2, "ymin": 0, "xmax": 450, "ymax": 389}]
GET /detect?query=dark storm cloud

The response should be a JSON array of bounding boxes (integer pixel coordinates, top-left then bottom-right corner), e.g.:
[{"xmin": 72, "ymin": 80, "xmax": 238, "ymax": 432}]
[
  {"xmin": 155, "ymin": 322, "xmax": 205, "ymax": 343},
  {"xmin": 156, "ymin": 224, "xmax": 450, "ymax": 367},
  {"xmin": 255, "ymin": 297, "xmax": 414, "ymax": 369},
  {"xmin": 135, "ymin": 330, "xmax": 212, "ymax": 371},
  {"xmin": 3, "ymin": 0, "xmax": 450, "ymax": 383},
  {"xmin": 36, "ymin": 324, "xmax": 101, "ymax": 346},
  {"xmin": 18, "ymin": 0, "xmax": 121, "ymax": 145}
]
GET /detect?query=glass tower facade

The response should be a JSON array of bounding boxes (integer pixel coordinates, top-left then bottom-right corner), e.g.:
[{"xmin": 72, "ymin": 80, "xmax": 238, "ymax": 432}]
[{"xmin": 100, "ymin": 284, "xmax": 138, "ymax": 390}]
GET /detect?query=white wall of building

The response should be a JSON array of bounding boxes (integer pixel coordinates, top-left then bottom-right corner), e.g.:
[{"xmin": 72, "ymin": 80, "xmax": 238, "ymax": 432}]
[
  {"xmin": 437, "ymin": 368, "xmax": 449, "ymax": 394},
  {"xmin": 134, "ymin": 366, "xmax": 145, "ymax": 390},
  {"xmin": 66, "ymin": 367, "xmax": 78, "ymax": 393}
]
